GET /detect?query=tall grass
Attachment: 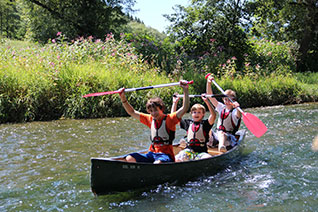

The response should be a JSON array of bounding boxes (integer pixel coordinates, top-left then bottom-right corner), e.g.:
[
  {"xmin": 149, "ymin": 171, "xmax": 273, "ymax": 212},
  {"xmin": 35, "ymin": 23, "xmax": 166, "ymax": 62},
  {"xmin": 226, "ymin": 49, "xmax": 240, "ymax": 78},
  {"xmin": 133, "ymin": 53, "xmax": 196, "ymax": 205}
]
[
  {"xmin": 0, "ymin": 35, "xmax": 317, "ymax": 123},
  {"xmin": 0, "ymin": 34, "xmax": 191, "ymax": 123}
]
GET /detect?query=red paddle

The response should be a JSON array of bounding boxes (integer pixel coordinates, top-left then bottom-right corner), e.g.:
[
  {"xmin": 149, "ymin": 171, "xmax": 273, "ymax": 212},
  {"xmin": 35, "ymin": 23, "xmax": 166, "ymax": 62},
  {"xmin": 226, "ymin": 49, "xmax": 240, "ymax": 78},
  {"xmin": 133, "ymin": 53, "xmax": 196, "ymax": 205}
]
[
  {"xmin": 205, "ymin": 73, "xmax": 267, "ymax": 137},
  {"xmin": 83, "ymin": 80, "xmax": 194, "ymax": 98}
]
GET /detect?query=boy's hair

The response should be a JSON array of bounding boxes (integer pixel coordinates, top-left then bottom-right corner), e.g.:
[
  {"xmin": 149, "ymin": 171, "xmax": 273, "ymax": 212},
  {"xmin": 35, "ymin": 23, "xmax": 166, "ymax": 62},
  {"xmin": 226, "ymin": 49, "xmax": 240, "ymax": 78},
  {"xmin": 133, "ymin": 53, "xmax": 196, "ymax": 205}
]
[
  {"xmin": 190, "ymin": 104, "xmax": 206, "ymax": 114},
  {"xmin": 224, "ymin": 89, "xmax": 237, "ymax": 100},
  {"xmin": 146, "ymin": 97, "xmax": 165, "ymax": 112}
]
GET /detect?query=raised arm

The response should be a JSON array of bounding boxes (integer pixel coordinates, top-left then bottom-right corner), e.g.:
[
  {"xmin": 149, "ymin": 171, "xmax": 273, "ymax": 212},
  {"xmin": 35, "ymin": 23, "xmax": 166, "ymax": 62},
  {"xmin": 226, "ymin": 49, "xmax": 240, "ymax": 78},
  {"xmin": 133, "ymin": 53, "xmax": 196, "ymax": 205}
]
[
  {"xmin": 206, "ymin": 75, "xmax": 219, "ymax": 108},
  {"xmin": 171, "ymin": 93, "xmax": 180, "ymax": 113},
  {"xmin": 232, "ymin": 101, "xmax": 242, "ymax": 119},
  {"xmin": 176, "ymin": 81, "xmax": 190, "ymax": 119},
  {"xmin": 118, "ymin": 88, "xmax": 140, "ymax": 120},
  {"xmin": 203, "ymin": 95, "xmax": 216, "ymax": 125}
]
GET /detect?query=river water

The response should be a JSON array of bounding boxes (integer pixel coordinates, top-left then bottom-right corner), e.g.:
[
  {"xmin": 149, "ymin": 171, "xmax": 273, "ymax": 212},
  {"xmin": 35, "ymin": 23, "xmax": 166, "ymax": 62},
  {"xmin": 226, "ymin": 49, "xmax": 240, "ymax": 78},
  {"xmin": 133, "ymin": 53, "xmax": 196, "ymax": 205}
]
[{"xmin": 1, "ymin": 103, "xmax": 318, "ymax": 211}]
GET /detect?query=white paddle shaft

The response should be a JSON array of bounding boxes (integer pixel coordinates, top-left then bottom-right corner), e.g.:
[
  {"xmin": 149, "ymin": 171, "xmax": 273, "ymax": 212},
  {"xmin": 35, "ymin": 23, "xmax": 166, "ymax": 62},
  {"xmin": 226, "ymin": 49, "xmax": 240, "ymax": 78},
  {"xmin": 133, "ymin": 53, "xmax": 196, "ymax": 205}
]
[{"xmin": 211, "ymin": 80, "xmax": 245, "ymax": 114}]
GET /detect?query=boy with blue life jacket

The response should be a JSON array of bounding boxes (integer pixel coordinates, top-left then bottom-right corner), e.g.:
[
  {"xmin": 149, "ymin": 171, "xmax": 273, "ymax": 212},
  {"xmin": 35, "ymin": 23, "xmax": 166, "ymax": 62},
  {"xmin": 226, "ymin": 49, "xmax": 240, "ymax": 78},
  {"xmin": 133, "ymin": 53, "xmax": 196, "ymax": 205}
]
[
  {"xmin": 118, "ymin": 80, "xmax": 189, "ymax": 164},
  {"xmin": 171, "ymin": 94, "xmax": 216, "ymax": 161},
  {"xmin": 206, "ymin": 75, "xmax": 242, "ymax": 152}
]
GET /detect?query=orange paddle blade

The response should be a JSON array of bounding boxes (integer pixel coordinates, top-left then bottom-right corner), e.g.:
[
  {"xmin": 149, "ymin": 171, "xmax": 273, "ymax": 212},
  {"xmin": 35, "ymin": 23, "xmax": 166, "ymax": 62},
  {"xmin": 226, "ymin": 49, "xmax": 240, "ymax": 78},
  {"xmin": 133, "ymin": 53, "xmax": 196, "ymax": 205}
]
[{"xmin": 242, "ymin": 112, "xmax": 267, "ymax": 138}]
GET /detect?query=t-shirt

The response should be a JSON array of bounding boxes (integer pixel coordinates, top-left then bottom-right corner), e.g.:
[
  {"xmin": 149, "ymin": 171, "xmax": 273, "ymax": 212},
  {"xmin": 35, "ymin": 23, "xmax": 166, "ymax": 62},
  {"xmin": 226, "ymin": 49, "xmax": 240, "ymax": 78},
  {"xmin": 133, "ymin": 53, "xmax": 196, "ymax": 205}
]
[
  {"xmin": 139, "ymin": 112, "xmax": 180, "ymax": 131},
  {"xmin": 139, "ymin": 112, "xmax": 181, "ymax": 161}
]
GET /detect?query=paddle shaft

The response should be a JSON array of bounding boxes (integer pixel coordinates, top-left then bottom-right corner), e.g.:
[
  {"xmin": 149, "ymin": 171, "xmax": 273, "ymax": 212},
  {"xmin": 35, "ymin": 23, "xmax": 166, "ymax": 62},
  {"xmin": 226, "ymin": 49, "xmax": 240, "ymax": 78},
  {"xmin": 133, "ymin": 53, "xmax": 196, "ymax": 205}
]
[
  {"xmin": 83, "ymin": 80, "xmax": 193, "ymax": 97},
  {"xmin": 174, "ymin": 94, "xmax": 227, "ymax": 98},
  {"xmin": 211, "ymin": 80, "xmax": 245, "ymax": 114},
  {"xmin": 125, "ymin": 81, "xmax": 192, "ymax": 92}
]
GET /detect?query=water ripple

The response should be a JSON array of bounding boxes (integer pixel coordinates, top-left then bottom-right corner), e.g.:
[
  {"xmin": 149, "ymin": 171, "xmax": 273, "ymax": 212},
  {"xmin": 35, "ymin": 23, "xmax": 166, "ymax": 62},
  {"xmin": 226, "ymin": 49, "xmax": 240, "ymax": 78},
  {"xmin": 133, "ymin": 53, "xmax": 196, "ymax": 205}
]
[{"xmin": 1, "ymin": 103, "xmax": 318, "ymax": 211}]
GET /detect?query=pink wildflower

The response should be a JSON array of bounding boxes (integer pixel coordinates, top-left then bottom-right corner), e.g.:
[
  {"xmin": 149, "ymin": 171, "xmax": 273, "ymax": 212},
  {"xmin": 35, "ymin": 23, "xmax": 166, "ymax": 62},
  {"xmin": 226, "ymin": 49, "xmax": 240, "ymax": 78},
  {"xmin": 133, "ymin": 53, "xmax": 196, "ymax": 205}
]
[{"xmin": 57, "ymin": 32, "xmax": 62, "ymax": 36}]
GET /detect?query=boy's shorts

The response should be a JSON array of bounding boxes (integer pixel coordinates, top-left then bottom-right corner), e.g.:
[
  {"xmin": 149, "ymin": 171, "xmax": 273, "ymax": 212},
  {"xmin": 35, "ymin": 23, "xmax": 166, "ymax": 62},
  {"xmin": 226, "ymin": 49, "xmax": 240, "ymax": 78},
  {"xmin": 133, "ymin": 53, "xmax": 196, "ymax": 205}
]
[
  {"xmin": 208, "ymin": 131, "xmax": 238, "ymax": 149},
  {"xmin": 129, "ymin": 151, "xmax": 173, "ymax": 163}
]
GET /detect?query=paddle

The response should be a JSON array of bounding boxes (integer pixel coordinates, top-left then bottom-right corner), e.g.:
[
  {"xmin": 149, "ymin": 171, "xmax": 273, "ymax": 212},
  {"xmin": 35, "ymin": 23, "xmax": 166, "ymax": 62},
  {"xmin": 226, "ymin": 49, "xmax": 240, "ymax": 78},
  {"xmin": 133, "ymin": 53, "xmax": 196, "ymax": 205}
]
[
  {"xmin": 83, "ymin": 80, "xmax": 194, "ymax": 98},
  {"xmin": 174, "ymin": 94, "xmax": 227, "ymax": 98},
  {"xmin": 205, "ymin": 73, "xmax": 267, "ymax": 138}
]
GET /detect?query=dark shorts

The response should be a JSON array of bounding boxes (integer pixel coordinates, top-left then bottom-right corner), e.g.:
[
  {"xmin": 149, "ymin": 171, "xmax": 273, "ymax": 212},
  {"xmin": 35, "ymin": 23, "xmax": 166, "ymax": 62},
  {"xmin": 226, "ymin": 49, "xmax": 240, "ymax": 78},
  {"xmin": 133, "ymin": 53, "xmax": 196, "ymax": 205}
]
[{"xmin": 129, "ymin": 151, "xmax": 173, "ymax": 163}]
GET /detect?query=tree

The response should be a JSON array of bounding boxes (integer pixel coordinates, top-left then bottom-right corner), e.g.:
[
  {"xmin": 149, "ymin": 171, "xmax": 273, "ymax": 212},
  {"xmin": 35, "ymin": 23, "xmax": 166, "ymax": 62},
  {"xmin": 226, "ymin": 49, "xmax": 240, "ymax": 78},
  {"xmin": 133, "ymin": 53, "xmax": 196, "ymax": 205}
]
[
  {"xmin": 165, "ymin": 0, "xmax": 251, "ymax": 71},
  {"xmin": 247, "ymin": 0, "xmax": 318, "ymax": 72},
  {"xmin": 0, "ymin": 0, "xmax": 21, "ymax": 39},
  {"xmin": 20, "ymin": 0, "xmax": 136, "ymax": 42}
]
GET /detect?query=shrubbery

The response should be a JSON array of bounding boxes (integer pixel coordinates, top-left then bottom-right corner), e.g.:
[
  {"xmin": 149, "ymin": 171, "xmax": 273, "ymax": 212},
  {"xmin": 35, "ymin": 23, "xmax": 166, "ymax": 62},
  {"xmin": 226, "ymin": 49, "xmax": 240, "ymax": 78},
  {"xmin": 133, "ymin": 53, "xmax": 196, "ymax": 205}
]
[
  {"xmin": 0, "ymin": 34, "xmax": 317, "ymax": 123},
  {"xmin": 0, "ymin": 34, "xmax": 192, "ymax": 123}
]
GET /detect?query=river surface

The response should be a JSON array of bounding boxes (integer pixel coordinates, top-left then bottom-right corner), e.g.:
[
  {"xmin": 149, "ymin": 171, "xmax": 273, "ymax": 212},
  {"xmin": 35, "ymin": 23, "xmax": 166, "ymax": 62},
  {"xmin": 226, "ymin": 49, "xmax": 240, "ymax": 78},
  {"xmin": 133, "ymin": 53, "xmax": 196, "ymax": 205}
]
[{"xmin": 1, "ymin": 103, "xmax": 318, "ymax": 211}]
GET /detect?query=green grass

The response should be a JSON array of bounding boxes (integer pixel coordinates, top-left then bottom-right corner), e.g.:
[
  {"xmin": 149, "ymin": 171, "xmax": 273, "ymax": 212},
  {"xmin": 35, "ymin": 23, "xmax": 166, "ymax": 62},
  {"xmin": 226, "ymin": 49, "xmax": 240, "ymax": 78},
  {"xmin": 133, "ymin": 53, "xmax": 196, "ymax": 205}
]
[{"xmin": 0, "ymin": 38, "xmax": 317, "ymax": 123}]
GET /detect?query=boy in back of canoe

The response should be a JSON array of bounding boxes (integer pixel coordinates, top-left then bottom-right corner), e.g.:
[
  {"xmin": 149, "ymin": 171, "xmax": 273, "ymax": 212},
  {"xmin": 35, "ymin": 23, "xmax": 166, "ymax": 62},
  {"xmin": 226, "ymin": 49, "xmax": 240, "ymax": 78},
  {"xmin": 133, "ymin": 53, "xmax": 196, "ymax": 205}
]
[
  {"xmin": 118, "ymin": 80, "xmax": 190, "ymax": 164},
  {"xmin": 206, "ymin": 75, "xmax": 242, "ymax": 152},
  {"xmin": 171, "ymin": 93, "xmax": 216, "ymax": 161}
]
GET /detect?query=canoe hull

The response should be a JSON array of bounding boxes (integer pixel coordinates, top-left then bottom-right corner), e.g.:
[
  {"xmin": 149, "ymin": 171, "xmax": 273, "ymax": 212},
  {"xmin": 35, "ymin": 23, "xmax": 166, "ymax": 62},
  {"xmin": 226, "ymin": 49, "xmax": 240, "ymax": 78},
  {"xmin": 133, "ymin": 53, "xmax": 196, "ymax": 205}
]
[{"xmin": 91, "ymin": 130, "xmax": 246, "ymax": 195}]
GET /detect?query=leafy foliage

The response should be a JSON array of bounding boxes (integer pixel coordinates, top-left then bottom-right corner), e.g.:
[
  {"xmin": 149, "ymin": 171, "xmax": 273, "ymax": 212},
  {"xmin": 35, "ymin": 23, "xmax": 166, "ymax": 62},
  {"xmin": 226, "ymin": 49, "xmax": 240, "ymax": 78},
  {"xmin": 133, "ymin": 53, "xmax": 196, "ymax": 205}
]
[
  {"xmin": 165, "ymin": 0, "xmax": 252, "ymax": 71},
  {"xmin": 247, "ymin": 0, "xmax": 318, "ymax": 72},
  {"xmin": 0, "ymin": 0, "xmax": 22, "ymax": 39},
  {"xmin": 0, "ymin": 34, "xmax": 185, "ymax": 123},
  {"xmin": 4, "ymin": 0, "xmax": 136, "ymax": 43}
]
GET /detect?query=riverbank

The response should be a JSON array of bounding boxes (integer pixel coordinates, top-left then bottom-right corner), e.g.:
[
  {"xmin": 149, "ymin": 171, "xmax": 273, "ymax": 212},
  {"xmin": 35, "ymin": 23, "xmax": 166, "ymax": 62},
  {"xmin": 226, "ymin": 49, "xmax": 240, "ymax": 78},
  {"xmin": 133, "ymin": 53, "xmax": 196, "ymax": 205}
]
[{"xmin": 1, "ymin": 38, "xmax": 317, "ymax": 123}]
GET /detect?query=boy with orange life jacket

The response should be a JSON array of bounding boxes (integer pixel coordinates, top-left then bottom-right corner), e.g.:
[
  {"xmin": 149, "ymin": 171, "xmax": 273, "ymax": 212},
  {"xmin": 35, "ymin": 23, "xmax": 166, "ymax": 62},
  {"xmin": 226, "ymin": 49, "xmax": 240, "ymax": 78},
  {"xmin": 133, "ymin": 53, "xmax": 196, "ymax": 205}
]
[
  {"xmin": 118, "ymin": 80, "xmax": 189, "ymax": 164},
  {"xmin": 171, "ymin": 94, "xmax": 216, "ymax": 161},
  {"xmin": 206, "ymin": 75, "xmax": 242, "ymax": 152}
]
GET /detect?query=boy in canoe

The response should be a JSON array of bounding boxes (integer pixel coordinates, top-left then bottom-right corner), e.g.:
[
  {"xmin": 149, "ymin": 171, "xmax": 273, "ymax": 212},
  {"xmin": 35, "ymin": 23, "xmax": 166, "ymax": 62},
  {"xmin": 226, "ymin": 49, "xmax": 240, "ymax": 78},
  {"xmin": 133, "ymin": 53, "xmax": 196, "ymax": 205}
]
[
  {"xmin": 171, "ymin": 94, "xmax": 216, "ymax": 161},
  {"xmin": 118, "ymin": 80, "xmax": 189, "ymax": 164},
  {"xmin": 206, "ymin": 75, "xmax": 242, "ymax": 152}
]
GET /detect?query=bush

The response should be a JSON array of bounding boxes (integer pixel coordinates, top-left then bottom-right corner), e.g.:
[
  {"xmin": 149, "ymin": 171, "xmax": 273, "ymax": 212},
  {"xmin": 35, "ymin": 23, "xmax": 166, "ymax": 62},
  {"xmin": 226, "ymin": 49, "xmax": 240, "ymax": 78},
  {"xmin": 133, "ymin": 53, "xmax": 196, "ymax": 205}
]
[
  {"xmin": 0, "ymin": 35, "xmax": 185, "ymax": 123},
  {"xmin": 208, "ymin": 74, "xmax": 302, "ymax": 108},
  {"xmin": 0, "ymin": 35, "xmax": 317, "ymax": 124}
]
